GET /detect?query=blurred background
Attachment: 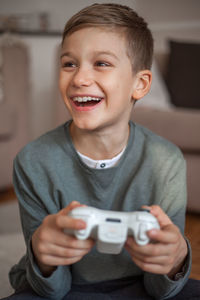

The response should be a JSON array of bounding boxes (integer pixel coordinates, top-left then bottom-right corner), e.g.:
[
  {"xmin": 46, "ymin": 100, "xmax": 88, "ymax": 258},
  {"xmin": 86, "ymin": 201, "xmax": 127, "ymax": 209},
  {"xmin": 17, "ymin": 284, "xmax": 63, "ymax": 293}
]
[
  {"xmin": 0, "ymin": 0, "xmax": 200, "ymax": 188},
  {"xmin": 1, "ymin": 0, "xmax": 200, "ymax": 200},
  {"xmin": 0, "ymin": 0, "xmax": 200, "ymax": 202},
  {"xmin": 0, "ymin": 1, "xmax": 200, "ymax": 297},
  {"xmin": 0, "ymin": 0, "xmax": 199, "ymax": 138}
]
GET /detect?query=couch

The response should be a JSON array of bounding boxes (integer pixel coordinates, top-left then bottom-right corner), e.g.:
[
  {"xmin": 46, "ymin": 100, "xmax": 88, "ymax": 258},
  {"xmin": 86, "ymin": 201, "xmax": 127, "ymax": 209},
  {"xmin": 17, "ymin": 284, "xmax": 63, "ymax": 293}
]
[
  {"xmin": 0, "ymin": 34, "xmax": 30, "ymax": 190},
  {"xmin": 132, "ymin": 106, "xmax": 200, "ymax": 213},
  {"xmin": 54, "ymin": 43, "xmax": 200, "ymax": 213},
  {"xmin": 132, "ymin": 42, "xmax": 200, "ymax": 213}
]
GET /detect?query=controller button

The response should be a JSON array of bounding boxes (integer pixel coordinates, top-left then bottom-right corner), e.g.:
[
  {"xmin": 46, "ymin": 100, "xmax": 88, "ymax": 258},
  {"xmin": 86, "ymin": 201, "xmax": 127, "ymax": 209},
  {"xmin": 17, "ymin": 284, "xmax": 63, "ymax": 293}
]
[
  {"xmin": 100, "ymin": 163, "xmax": 106, "ymax": 168},
  {"xmin": 106, "ymin": 227, "xmax": 120, "ymax": 238},
  {"xmin": 76, "ymin": 216, "xmax": 89, "ymax": 236},
  {"xmin": 138, "ymin": 223, "xmax": 148, "ymax": 241},
  {"xmin": 99, "ymin": 224, "xmax": 127, "ymax": 242}
]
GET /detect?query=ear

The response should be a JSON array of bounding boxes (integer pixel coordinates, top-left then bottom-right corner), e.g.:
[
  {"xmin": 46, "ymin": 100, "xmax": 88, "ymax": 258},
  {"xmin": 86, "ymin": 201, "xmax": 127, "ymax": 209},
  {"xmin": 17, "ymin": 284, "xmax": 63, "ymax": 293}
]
[{"xmin": 132, "ymin": 70, "xmax": 152, "ymax": 101}]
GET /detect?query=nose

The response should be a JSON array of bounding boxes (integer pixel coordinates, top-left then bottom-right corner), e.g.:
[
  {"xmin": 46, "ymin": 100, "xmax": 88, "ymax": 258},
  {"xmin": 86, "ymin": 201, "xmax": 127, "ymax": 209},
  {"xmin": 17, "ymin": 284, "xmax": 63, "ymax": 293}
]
[{"xmin": 72, "ymin": 66, "xmax": 93, "ymax": 87}]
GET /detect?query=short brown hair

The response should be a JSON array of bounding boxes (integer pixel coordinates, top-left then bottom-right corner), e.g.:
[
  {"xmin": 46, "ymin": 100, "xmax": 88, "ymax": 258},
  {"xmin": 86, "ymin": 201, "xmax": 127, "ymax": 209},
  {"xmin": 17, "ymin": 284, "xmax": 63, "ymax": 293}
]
[{"xmin": 62, "ymin": 3, "xmax": 154, "ymax": 73}]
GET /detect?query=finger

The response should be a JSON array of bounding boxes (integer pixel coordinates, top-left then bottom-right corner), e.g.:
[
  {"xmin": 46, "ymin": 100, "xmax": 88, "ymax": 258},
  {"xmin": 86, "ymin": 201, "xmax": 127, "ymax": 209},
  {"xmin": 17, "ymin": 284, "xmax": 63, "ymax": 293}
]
[
  {"xmin": 38, "ymin": 240, "xmax": 93, "ymax": 259},
  {"xmin": 125, "ymin": 241, "xmax": 174, "ymax": 274},
  {"xmin": 39, "ymin": 253, "xmax": 86, "ymax": 266},
  {"xmin": 56, "ymin": 215, "xmax": 86, "ymax": 230},
  {"xmin": 130, "ymin": 254, "xmax": 171, "ymax": 274},
  {"xmin": 42, "ymin": 228, "xmax": 94, "ymax": 249},
  {"xmin": 126, "ymin": 246, "xmax": 170, "ymax": 266},
  {"xmin": 142, "ymin": 205, "xmax": 173, "ymax": 228},
  {"xmin": 125, "ymin": 242, "xmax": 172, "ymax": 261},
  {"xmin": 58, "ymin": 234, "xmax": 95, "ymax": 249},
  {"xmin": 147, "ymin": 224, "xmax": 180, "ymax": 244},
  {"xmin": 125, "ymin": 237, "xmax": 172, "ymax": 257}
]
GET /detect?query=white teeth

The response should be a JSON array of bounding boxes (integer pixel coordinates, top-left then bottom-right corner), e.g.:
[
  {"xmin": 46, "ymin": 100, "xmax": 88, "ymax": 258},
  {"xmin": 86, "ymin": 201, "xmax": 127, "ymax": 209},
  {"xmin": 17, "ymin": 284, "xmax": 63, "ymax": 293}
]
[{"xmin": 72, "ymin": 96, "xmax": 101, "ymax": 102}]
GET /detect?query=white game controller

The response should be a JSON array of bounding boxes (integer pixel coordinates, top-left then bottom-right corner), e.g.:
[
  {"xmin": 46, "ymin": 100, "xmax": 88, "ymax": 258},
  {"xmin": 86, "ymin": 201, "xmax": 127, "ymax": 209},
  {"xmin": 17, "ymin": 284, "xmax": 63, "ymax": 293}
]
[{"xmin": 66, "ymin": 206, "xmax": 160, "ymax": 254}]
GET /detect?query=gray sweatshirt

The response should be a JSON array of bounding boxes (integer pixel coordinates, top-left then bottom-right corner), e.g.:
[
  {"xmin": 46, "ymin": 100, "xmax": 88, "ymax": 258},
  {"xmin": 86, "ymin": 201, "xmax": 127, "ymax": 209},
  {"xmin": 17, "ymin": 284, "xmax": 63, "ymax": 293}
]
[{"xmin": 9, "ymin": 121, "xmax": 191, "ymax": 300}]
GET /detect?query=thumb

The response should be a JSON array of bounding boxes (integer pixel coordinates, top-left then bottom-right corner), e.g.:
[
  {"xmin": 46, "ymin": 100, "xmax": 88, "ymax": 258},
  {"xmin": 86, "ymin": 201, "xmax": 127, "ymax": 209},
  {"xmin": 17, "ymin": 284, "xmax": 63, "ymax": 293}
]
[
  {"xmin": 142, "ymin": 205, "xmax": 173, "ymax": 228},
  {"xmin": 59, "ymin": 201, "xmax": 84, "ymax": 216}
]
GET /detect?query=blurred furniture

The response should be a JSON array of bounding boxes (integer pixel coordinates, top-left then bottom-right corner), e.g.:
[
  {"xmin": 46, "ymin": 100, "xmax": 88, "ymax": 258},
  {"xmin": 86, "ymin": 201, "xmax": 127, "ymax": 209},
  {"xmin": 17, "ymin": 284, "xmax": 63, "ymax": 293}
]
[
  {"xmin": 132, "ymin": 106, "xmax": 200, "ymax": 213},
  {"xmin": 0, "ymin": 35, "xmax": 30, "ymax": 189},
  {"xmin": 0, "ymin": 201, "xmax": 25, "ymax": 298},
  {"xmin": 54, "ymin": 42, "xmax": 200, "ymax": 213},
  {"xmin": 133, "ymin": 43, "xmax": 200, "ymax": 213}
]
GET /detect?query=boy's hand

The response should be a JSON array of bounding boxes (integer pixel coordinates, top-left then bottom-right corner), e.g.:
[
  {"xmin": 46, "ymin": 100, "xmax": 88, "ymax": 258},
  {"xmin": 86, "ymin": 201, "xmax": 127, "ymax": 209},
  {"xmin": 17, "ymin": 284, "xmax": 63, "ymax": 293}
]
[
  {"xmin": 32, "ymin": 201, "xmax": 94, "ymax": 276},
  {"xmin": 125, "ymin": 205, "xmax": 188, "ymax": 279}
]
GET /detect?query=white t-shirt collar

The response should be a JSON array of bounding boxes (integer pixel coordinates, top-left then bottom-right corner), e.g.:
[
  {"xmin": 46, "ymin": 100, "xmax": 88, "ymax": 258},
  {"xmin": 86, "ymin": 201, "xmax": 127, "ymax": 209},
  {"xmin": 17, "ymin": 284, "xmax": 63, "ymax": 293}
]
[{"xmin": 77, "ymin": 147, "xmax": 126, "ymax": 169}]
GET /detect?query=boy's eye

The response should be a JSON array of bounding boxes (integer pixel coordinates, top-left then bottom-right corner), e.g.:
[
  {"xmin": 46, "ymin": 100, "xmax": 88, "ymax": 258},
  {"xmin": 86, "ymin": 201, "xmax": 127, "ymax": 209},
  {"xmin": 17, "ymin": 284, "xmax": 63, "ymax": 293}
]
[
  {"xmin": 62, "ymin": 61, "xmax": 77, "ymax": 68},
  {"xmin": 95, "ymin": 61, "xmax": 111, "ymax": 67}
]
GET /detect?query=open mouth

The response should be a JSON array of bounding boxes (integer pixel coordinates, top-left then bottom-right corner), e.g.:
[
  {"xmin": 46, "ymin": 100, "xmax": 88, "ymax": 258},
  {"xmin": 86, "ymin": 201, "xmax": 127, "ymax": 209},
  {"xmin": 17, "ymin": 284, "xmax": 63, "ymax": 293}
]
[{"xmin": 71, "ymin": 96, "xmax": 103, "ymax": 107}]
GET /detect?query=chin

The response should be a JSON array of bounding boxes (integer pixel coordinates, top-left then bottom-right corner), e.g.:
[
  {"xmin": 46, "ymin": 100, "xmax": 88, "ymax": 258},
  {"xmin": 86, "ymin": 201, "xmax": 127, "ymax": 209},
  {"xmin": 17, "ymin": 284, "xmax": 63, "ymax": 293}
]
[{"xmin": 72, "ymin": 118, "xmax": 101, "ymax": 132}]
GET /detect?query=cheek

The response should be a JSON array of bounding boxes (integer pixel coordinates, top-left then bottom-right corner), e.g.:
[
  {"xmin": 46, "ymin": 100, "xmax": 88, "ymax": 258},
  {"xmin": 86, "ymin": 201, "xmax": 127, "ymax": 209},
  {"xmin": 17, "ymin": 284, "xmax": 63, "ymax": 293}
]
[
  {"xmin": 59, "ymin": 75, "xmax": 70, "ymax": 99},
  {"xmin": 107, "ymin": 81, "xmax": 133, "ymax": 100},
  {"xmin": 59, "ymin": 73, "xmax": 65, "ymax": 92},
  {"xmin": 103, "ymin": 71, "xmax": 133, "ymax": 94},
  {"xmin": 100, "ymin": 76, "xmax": 120, "ymax": 96}
]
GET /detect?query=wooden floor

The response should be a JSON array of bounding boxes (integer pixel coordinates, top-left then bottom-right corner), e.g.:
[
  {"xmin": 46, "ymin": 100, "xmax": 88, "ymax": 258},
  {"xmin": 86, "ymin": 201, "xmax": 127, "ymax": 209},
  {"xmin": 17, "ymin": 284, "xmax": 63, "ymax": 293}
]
[{"xmin": 0, "ymin": 187, "xmax": 200, "ymax": 280}]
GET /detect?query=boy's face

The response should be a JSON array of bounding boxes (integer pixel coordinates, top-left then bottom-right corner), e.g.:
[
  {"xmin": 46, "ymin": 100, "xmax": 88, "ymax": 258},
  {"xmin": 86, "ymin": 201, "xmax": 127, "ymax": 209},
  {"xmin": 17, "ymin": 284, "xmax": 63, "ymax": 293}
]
[{"xmin": 59, "ymin": 27, "xmax": 150, "ymax": 132}]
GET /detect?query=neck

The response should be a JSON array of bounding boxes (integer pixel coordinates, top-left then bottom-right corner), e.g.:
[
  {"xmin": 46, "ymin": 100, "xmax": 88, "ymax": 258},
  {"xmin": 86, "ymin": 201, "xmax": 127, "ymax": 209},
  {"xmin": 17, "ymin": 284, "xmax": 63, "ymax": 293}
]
[{"xmin": 70, "ymin": 122, "xmax": 130, "ymax": 160}]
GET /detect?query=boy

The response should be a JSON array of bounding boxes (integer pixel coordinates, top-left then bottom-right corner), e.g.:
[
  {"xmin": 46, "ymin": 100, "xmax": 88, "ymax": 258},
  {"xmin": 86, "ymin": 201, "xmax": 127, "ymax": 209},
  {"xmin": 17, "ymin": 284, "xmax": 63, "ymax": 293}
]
[{"xmin": 5, "ymin": 3, "xmax": 200, "ymax": 300}]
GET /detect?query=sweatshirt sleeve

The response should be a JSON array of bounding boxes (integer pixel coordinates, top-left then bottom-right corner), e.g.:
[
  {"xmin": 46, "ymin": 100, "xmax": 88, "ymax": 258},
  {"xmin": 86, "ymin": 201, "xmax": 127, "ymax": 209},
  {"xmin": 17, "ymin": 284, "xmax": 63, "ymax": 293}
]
[
  {"xmin": 143, "ymin": 148, "xmax": 192, "ymax": 299},
  {"xmin": 11, "ymin": 153, "xmax": 72, "ymax": 299},
  {"xmin": 144, "ymin": 239, "xmax": 192, "ymax": 300},
  {"xmin": 26, "ymin": 237, "xmax": 72, "ymax": 299}
]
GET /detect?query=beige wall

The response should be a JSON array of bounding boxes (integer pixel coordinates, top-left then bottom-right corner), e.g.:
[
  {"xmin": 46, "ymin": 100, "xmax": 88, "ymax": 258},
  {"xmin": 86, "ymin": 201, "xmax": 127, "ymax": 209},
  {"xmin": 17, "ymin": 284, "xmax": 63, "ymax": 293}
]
[{"xmin": 136, "ymin": 0, "xmax": 200, "ymax": 51}]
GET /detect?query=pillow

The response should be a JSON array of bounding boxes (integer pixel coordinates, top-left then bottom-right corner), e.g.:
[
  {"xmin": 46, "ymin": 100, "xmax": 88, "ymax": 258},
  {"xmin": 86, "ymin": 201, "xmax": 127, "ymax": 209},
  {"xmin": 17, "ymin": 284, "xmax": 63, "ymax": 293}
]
[
  {"xmin": 135, "ymin": 59, "xmax": 173, "ymax": 111},
  {"xmin": 166, "ymin": 40, "xmax": 200, "ymax": 109}
]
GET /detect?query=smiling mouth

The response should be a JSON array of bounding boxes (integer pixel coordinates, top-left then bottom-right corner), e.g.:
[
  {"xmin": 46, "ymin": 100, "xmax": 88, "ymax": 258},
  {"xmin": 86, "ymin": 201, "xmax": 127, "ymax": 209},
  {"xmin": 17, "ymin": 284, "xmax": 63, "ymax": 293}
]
[{"xmin": 71, "ymin": 96, "xmax": 102, "ymax": 107}]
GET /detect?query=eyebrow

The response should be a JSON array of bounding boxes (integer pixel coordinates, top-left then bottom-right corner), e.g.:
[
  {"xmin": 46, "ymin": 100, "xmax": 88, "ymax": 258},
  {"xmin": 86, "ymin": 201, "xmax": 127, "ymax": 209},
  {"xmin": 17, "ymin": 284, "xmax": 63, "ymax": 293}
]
[
  {"xmin": 93, "ymin": 51, "xmax": 119, "ymax": 60},
  {"xmin": 60, "ymin": 51, "xmax": 73, "ymax": 59},
  {"xmin": 60, "ymin": 50, "xmax": 119, "ymax": 61}
]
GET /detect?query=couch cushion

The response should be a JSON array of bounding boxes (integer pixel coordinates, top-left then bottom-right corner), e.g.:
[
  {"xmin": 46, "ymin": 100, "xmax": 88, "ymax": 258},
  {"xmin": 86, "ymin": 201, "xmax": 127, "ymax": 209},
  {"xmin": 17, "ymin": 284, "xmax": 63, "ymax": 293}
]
[
  {"xmin": 185, "ymin": 154, "xmax": 200, "ymax": 212},
  {"xmin": 132, "ymin": 107, "xmax": 200, "ymax": 151},
  {"xmin": 166, "ymin": 40, "xmax": 200, "ymax": 109},
  {"xmin": 135, "ymin": 59, "xmax": 173, "ymax": 111}
]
